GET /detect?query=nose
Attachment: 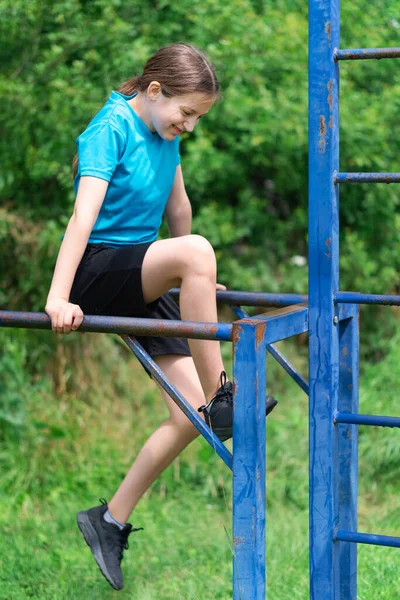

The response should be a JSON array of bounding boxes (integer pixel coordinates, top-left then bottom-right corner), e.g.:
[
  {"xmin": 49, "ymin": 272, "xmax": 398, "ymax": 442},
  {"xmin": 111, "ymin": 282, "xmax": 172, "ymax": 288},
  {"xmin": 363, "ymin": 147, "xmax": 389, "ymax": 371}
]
[{"xmin": 183, "ymin": 116, "xmax": 197, "ymax": 133}]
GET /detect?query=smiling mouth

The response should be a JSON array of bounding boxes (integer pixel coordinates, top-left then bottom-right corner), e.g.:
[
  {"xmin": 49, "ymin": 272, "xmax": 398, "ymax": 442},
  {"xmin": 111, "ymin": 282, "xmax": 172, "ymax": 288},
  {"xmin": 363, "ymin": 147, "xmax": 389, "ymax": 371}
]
[{"xmin": 173, "ymin": 125, "xmax": 183, "ymax": 134}]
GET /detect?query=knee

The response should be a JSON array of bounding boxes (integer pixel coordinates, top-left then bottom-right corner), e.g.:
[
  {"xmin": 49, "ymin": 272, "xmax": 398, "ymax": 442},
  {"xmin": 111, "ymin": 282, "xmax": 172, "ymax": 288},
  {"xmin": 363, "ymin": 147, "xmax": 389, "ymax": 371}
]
[
  {"xmin": 170, "ymin": 414, "xmax": 200, "ymax": 441},
  {"xmin": 181, "ymin": 235, "xmax": 216, "ymax": 278}
]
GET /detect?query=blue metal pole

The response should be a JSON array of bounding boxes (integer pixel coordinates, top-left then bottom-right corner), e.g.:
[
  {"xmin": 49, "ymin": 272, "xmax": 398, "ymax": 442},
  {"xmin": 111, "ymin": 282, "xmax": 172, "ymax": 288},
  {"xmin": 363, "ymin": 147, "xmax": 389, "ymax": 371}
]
[
  {"xmin": 334, "ymin": 47, "xmax": 400, "ymax": 60},
  {"xmin": 335, "ymin": 531, "xmax": 400, "ymax": 549},
  {"xmin": 169, "ymin": 288, "xmax": 307, "ymax": 307},
  {"xmin": 309, "ymin": 0, "xmax": 340, "ymax": 597},
  {"xmin": 334, "ymin": 412, "xmax": 400, "ymax": 428},
  {"xmin": 232, "ymin": 320, "xmax": 267, "ymax": 600},
  {"xmin": 335, "ymin": 291, "xmax": 400, "ymax": 306},
  {"xmin": 334, "ymin": 172, "xmax": 400, "ymax": 183},
  {"xmin": 0, "ymin": 310, "xmax": 232, "ymax": 341},
  {"xmin": 337, "ymin": 306, "xmax": 359, "ymax": 599}
]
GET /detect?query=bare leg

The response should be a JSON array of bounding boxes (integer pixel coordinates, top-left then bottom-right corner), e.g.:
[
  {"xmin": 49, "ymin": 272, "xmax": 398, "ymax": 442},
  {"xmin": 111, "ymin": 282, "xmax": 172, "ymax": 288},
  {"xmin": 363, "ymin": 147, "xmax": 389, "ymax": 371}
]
[
  {"xmin": 108, "ymin": 355, "xmax": 205, "ymax": 524},
  {"xmin": 141, "ymin": 235, "xmax": 225, "ymax": 401}
]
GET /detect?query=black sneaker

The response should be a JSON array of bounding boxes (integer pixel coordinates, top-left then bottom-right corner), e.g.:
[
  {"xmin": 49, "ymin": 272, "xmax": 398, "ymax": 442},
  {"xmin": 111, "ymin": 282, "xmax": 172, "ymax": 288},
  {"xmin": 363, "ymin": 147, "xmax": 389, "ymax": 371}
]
[
  {"xmin": 76, "ymin": 499, "xmax": 142, "ymax": 590},
  {"xmin": 198, "ymin": 371, "xmax": 278, "ymax": 442}
]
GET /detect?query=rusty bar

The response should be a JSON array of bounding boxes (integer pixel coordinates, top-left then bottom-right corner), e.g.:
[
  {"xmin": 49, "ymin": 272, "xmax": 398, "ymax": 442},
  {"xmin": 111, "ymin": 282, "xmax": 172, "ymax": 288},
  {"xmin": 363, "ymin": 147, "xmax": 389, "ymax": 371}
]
[
  {"xmin": 0, "ymin": 311, "xmax": 232, "ymax": 342},
  {"xmin": 334, "ymin": 172, "xmax": 400, "ymax": 184},
  {"xmin": 169, "ymin": 288, "xmax": 307, "ymax": 307},
  {"xmin": 335, "ymin": 47, "xmax": 400, "ymax": 61},
  {"xmin": 335, "ymin": 291, "xmax": 400, "ymax": 306}
]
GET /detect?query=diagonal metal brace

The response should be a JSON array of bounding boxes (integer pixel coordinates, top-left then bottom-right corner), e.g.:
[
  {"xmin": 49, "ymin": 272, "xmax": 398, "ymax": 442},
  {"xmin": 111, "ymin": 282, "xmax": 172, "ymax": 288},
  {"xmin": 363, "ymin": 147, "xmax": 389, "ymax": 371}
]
[{"xmin": 121, "ymin": 334, "xmax": 233, "ymax": 470}]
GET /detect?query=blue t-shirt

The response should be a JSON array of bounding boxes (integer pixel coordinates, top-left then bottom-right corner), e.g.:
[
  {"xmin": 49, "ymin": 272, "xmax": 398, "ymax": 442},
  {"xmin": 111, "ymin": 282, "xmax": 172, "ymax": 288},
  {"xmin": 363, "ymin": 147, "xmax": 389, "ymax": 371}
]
[{"xmin": 74, "ymin": 91, "xmax": 180, "ymax": 247}]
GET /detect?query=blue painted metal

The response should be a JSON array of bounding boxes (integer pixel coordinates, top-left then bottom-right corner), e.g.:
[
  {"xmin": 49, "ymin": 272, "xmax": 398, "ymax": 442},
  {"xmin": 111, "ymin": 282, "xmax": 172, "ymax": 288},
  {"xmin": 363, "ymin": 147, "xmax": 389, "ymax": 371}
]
[
  {"xmin": 337, "ymin": 307, "xmax": 359, "ymax": 599},
  {"xmin": 257, "ymin": 305, "xmax": 309, "ymax": 343},
  {"xmin": 122, "ymin": 335, "xmax": 233, "ymax": 469},
  {"xmin": 0, "ymin": 310, "xmax": 232, "ymax": 341},
  {"xmin": 169, "ymin": 288, "xmax": 307, "ymax": 307},
  {"xmin": 338, "ymin": 302, "xmax": 356, "ymax": 320},
  {"xmin": 231, "ymin": 306, "xmax": 310, "ymax": 395},
  {"xmin": 335, "ymin": 47, "xmax": 400, "ymax": 60},
  {"xmin": 231, "ymin": 306, "xmax": 249, "ymax": 320},
  {"xmin": 335, "ymin": 291, "xmax": 400, "ymax": 306},
  {"xmin": 335, "ymin": 531, "xmax": 400, "ymax": 549},
  {"xmin": 334, "ymin": 172, "xmax": 400, "ymax": 183},
  {"xmin": 308, "ymin": 0, "xmax": 341, "ymax": 597},
  {"xmin": 334, "ymin": 412, "xmax": 400, "ymax": 428},
  {"xmin": 266, "ymin": 344, "xmax": 309, "ymax": 395},
  {"xmin": 232, "ymin": 320, "xmax": 267, "ymax": 600}
]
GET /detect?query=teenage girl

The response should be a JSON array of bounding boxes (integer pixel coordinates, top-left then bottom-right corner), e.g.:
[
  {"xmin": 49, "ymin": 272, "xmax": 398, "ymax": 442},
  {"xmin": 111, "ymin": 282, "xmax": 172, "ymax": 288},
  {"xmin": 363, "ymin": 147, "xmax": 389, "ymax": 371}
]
[{"xmin": 45, "ymin": 42, "xmax": 276, "ymax": 591}]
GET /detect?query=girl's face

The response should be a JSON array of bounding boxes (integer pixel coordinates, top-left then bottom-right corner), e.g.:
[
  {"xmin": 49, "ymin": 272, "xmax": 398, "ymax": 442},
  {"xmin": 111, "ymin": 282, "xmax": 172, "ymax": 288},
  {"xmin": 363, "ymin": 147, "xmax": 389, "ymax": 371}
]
[{"xmin": 147, "ymin": 85, "xmax": 216, "ymax": 140}]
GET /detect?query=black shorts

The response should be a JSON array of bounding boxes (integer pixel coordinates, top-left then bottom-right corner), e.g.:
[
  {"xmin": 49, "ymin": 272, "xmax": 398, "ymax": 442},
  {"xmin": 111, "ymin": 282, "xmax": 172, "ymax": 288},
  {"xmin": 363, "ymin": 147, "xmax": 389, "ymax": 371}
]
[{"xmin": 70, "ymin": 242, "xmax": 191, "ymax": 361}]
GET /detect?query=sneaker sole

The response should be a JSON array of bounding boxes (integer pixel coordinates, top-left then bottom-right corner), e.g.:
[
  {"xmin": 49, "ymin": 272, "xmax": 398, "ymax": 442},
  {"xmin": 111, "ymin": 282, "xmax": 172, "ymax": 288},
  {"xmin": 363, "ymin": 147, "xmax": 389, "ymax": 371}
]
[{"xmin": 76, "ymin": 512, "xmax": 122, "ymax": 590}]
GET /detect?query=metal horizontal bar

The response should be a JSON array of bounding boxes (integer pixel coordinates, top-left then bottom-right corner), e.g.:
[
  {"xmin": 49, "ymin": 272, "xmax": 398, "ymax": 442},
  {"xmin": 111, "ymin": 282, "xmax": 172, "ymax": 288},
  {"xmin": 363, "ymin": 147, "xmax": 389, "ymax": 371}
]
[
  {"xmin": 255, "ymin": 305, "xmax": 309, "ymax": 344},
  {"xmin": 230, "ymin": 306, "xmax": 309, "ymax": 395},
  {"xmin": 334, "ymin": 412, "xmax": 400, "ymax": 428},
  {"xmin": 122, "ymin": 335, "xmax": 233, "ymax": 469},
  {"xmin": 169, "ymin": 288, "xmax": 307, "ymax": 307},
  {"xmin": 335, "ymin": 292, "xmax": 400, "ymax": 306},
  {"xmin": 334, "ymin": 172, "xmax": 400, "ymax": 184},
  {"xmin": 335, "ymin": 47, "xmax": 400, "ymax": 61},
  {"xmin": 335, "ymin": 530, "xmax": 400, "ymax": 549},
  {"xmin": 0, "ymin": 311, "xmax": 232, "ymax": 342}
]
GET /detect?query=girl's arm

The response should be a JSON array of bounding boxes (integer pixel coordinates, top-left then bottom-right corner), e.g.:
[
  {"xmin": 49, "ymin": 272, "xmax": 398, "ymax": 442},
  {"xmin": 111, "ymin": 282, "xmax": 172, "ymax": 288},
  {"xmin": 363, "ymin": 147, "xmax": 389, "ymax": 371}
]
[
  {"xmin": 45, "ymin": 176, "xmax": 109, "ymax": 334},
  {"xmin": 164, "ymin": 165, "xmax": 192, "ymax": 237}
]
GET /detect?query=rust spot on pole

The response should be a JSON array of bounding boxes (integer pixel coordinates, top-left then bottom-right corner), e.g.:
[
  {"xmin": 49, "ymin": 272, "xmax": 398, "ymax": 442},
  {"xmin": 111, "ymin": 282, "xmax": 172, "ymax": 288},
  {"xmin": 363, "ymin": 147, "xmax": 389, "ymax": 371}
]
[
  {"xmin": 319, "ymin": 115, "xmax": 327, "ymax": 153},
  {"xmin": 233, "ymin": 537, "xmax": 244, "ymax": 547},
  {"xmin": 232, "ymin": 324, "xmax": 243, "ymax": 345},
  {"xmin": 342, "ymin": 347, "xmax": 348, "ymax": 356},
  {"xmin": 325, "ymin": 21, "xmax": 331, "ymax": 40},
  {"xmin": 327, "ymin": 79, "xmax": 333, "ymax": 111},
  {"xmin": 325, "ymin": 237, "xmax": 332, "ymax": 259},
  {"xmin": 256, "ymin": 322, "xmax": 266, "ymax": 348}
]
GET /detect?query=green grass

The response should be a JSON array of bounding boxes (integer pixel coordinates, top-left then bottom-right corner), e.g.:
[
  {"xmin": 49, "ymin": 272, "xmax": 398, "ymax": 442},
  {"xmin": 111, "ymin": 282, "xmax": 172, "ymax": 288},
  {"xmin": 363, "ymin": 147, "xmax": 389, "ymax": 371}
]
[{"xmin": 0, "ymin": 330, "xmax": 399, "ymax": 598}]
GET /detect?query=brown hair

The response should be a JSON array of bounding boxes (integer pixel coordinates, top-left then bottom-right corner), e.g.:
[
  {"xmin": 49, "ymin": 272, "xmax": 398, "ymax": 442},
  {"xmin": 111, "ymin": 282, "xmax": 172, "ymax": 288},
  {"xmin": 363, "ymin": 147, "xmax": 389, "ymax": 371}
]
[{"xmin": 72, "ymin": 43, "xmax": 219, "ymax": 178}]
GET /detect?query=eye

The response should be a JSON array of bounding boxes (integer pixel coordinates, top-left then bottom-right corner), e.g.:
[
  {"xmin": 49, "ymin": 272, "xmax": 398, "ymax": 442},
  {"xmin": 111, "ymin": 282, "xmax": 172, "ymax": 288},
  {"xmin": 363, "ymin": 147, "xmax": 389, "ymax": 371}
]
[{"xmin": 181, "ymin": 110, "xmax": 192, "ymax": 117}]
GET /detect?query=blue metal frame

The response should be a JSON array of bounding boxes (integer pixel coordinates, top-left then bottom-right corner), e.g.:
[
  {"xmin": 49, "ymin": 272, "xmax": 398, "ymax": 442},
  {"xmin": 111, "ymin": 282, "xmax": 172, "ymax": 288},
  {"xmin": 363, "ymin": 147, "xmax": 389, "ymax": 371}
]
[
  {"xmin": 309, "ymin": 0, "xmax": 400, "ymax": 597},
  {"xmin": 309, "ymin": 0, "xmax": 341, "ymax": 596},
  {"xmin": 232, "ymin": 319, "xmax": 267, "ymax": 600},
  {"xmin": 337, "ymin": 306, "xmax": 359, "ymax": 598}
]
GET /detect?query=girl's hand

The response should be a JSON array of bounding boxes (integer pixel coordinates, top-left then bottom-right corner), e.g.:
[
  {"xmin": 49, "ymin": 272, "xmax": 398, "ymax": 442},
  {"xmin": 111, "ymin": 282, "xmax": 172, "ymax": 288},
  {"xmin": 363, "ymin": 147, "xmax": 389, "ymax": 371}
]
[
  {"xmin": 216, "ymin": 283, "xmax": 227, "ymax": 291},
  {"xmin": 45, "ymin": 298, "xmax": 84, "ymax": 334}
]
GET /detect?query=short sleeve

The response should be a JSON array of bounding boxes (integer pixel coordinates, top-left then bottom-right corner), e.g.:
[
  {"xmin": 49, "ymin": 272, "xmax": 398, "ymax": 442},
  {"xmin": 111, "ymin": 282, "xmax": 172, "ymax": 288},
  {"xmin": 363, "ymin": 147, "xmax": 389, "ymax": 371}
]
[{"xmin": 76, "ymin": 121, "xmax": 126, "ymax": 182}]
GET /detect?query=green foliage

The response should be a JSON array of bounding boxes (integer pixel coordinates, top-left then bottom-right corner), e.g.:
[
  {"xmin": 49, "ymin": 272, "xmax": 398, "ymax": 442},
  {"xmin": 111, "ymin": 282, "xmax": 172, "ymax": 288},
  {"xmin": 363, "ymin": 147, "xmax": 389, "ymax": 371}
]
[
  {"xmin": 1, "ymin": 331, "xmax": 400, "ymax": 597},
  {"xmin": 1, "ymin": 0, "xmax": 399, "ymax": 309}
]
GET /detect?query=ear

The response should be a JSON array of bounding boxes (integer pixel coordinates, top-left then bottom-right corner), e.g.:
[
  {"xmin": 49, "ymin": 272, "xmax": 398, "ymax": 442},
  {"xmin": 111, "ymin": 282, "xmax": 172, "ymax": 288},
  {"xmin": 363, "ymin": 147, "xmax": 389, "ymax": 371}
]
[{"xmin": 147, "ymin": 81, "xmax": 162, "ymax": 101}]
